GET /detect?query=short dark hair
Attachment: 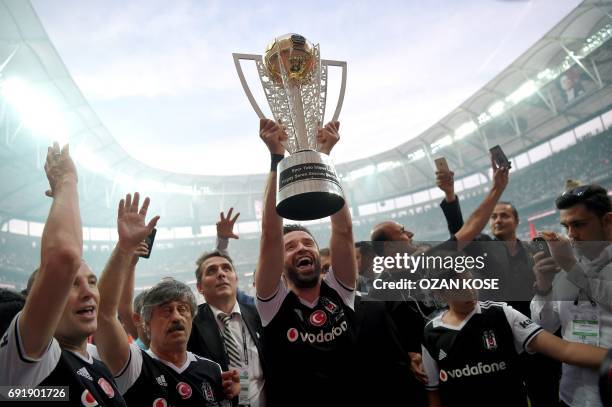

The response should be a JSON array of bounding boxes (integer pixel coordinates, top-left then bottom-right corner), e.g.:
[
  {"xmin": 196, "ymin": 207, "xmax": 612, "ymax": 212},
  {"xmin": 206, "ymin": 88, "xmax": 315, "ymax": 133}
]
[
  {"xmin": 555, "ymin": 184, "xmax": 611, "ymax": 218},
  {"xmin": 319, "ymin": 247, "xmax": 330, "ymax": 256},
  {"xmin": 195, "ymin": 251, "xmax": 234, "ymax": 282},
  {"xmin": 21, "ymin": 268, "xmax": 39, "ymax": 297},
  {"xmin": 283, "ymin": 224, "xmax": 318, "ymax": 247},
  {"xmin": 496, "ymin": 201, "xmax": 519, "ymax": 222},
  {"xmin": 355, "ymin": 241, "xmax": 375, "ymax": 256},
  {"xmin": 283, "ymin": 224, "xmax": 314, "ymax": 237},
  {"xmin": 133, "ymin": 289, "xmax": 149, "ymax": 316}
]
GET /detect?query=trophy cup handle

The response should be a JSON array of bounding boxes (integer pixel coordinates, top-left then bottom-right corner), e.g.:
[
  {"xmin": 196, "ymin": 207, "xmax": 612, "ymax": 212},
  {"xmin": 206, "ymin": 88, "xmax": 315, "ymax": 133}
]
[
  {"xmin": 233, "ymin": 52, "xmax": 292, "ymax": 152},
  {"xmin": 321, "ymin": 59, "xmax": 347, "ymax": 122},
  {"xmin": 232, "ymin": 53, "xmax": 267, "ymax": 119}
]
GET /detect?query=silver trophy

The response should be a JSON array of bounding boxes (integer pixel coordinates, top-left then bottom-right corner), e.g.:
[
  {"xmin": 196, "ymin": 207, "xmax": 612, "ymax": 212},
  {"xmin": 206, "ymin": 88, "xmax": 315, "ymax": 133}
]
[{"xmin": 233, "ymin": 33, "xmax": 347, "ymax": 220}]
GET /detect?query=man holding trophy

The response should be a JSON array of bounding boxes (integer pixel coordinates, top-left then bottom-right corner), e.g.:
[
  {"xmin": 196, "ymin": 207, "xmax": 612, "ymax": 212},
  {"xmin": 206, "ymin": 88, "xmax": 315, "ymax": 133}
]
[{"xmin": 234, "ymin": 35, "xmax": 358, "ymax": 406}]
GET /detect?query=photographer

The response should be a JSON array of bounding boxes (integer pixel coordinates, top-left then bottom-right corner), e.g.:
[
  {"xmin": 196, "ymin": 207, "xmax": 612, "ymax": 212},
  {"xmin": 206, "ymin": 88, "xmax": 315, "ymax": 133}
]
[{"xmin": 531, "ymin": 184, "xmax": 611, "ymax": 407}]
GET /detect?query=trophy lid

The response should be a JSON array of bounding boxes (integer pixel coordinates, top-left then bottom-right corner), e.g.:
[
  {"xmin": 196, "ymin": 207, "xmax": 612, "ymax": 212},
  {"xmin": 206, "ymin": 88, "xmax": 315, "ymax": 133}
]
[{"xmin": 264, "ymin": 34, "xmax": 316, "ymax": 85}]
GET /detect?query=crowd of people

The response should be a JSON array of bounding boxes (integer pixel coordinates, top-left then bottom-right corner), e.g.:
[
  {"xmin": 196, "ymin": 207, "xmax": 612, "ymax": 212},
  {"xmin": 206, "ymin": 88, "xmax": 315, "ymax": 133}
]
[
  {"xmin": 0, "ymin": 118, "xmax": 611, "ymax": 406},
  {"xmin": 1, "ymin": 127, "xmax": 611, "ymax": 295}
]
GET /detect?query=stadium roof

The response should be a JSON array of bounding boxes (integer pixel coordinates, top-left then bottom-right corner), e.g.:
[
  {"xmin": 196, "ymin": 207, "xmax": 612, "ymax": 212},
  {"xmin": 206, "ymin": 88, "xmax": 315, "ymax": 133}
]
[{"xmin": 0, "ymin": 0, "xmax": 611, "ymax": 227}]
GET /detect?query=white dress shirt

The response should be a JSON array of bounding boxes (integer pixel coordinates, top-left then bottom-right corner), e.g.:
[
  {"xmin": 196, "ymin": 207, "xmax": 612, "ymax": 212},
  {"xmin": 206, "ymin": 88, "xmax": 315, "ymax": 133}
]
[
  {"xmin": 531, "ymin": 245, "xmax": 612, "ymax": 407},
  {"xmin": 209, "ymin": 302, "xmax": 265, "ymax": 407}
]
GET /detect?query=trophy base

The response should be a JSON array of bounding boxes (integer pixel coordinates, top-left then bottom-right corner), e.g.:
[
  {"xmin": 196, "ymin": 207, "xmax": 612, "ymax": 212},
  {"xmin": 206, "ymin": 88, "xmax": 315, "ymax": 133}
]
[
  {"xmin": 276, "ymin": 150, "xmax": 345, "ymax": 221},
  {"xmin": 277, "ymin": 191, "xmax": 345, "ymax": 221}
]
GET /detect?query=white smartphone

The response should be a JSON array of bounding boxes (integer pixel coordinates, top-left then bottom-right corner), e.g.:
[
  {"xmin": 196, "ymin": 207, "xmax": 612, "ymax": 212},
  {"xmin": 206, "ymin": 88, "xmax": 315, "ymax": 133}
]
[{"xmin": 434, "ymin": 157, "xmax": 450, "ymax": 172}]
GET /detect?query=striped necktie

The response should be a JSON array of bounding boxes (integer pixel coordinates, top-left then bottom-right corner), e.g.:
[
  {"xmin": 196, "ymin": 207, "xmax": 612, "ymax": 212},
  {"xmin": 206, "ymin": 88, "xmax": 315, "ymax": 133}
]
[{"xmin": 218, "ymin": 313, "xmax": 242, "ymax": 368}]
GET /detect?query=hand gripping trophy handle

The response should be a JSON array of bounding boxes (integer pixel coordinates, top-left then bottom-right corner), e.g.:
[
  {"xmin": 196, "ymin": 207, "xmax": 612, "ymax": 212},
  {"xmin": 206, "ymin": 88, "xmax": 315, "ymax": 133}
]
[{"xmin": 233, "ymin": 36, "xmax": 348, "ymax": 221}]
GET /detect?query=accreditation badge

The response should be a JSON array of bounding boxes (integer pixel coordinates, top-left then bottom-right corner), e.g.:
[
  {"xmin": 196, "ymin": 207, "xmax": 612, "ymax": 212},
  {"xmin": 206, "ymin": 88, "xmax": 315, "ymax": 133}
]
[
  {"xmin": 238, "ymin": 368, "xmax": 250, "ymax": 406},
  {"xmin": 570, "ymin": 303, "xmax": 600, "ymax": 346}
]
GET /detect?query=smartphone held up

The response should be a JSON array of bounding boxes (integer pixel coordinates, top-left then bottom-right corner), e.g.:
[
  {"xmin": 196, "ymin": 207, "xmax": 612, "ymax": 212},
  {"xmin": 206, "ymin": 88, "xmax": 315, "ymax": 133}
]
[{"xmin": 139, "ymin": 228, "xmax": 157, "ymax": 259}]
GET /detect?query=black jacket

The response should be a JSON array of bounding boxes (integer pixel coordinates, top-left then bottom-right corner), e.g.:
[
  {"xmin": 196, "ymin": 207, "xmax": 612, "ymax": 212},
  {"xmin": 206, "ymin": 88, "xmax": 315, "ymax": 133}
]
[
  {"xmin": 187, "ymin": 301, "xmax": 267, "ymax": 404},
  {"xmin": 354, "ymin": 294, "xmax": 427, "ymax": 406},
  {"xmin": 440, "ymin": 197, "xmax": 536, "ymax": 310}
]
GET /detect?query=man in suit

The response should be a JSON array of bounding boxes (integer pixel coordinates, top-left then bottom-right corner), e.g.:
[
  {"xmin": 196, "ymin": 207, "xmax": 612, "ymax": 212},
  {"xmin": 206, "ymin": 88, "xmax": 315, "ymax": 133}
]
[{"xmin": 188, "ymin": 251, "xmax": 267, "ymax": 407}]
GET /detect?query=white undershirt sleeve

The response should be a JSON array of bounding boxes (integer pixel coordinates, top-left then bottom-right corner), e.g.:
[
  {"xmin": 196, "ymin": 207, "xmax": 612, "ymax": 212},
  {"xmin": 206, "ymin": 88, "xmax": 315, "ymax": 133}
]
[
  {"xmin": 323, "ymin": 268, "xmax": 355, "ymax": 311},
  {"xmin": 0, "ymin": 312, "xmax": 61, "ymax": 386},
  {"xmin": 113, "ymin": 342, "xmax": 144, "ymax": 394},
  {"xmin": 502, "ymin": 304, "xmax": 543, "ymax": 354},
  {"xmin": 255, "ymin": 281, "xmax": 289, "ymax": 327}
]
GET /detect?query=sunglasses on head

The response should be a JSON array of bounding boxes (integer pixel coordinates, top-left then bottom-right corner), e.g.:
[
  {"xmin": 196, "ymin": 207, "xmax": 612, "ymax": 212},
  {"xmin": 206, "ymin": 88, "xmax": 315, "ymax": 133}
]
[{"xmin": 562, "ymin": 185, "xmax": 590, "ymax": 197}]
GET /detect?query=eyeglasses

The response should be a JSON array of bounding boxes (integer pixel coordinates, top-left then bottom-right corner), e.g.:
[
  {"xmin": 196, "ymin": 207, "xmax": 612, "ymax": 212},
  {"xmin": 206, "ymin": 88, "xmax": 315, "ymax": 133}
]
[{"xmin": 562, "ymin": 185, "xmax": 590, "ymax": 197}]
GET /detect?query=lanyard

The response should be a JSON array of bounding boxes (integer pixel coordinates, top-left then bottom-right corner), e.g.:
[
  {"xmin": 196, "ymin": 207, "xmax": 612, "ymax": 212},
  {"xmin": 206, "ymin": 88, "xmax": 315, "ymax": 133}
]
[
  {"xmin": 241, "ymin": 321, "xmax": 249, "ymax": 367},
  {"xmin": 574, "ymin": 290, "xmax": 597, "ymax": 307}
]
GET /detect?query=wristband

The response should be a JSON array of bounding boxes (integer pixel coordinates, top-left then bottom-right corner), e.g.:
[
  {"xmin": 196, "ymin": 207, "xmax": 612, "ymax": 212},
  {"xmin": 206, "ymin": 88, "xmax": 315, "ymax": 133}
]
[{"xmin": 271, "ymin": 154, "xmax": 284, "ymax": 171}]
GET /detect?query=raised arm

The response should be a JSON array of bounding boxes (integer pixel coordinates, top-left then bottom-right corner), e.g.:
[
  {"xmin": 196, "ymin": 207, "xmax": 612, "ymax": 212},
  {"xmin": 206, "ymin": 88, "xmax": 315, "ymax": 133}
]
[
  {"xmin": 436, "ymin": 169, "xmax": 464, "ymax": 236},
  {"xmin": 255, "ymin": 119, "xmax": 287, "ymax": 299},
  {"xmin": 318, "ymin": 121, "xmax": 357, "ymax": 288},
  {"xmin": 117, "ymin": 242, "xmax": 148, "ymax": 340},
  {"xmin": 215, "ymin": 207, "xmax": 240, "ymax": 256},
  {"xmin": 96, "ymin": 193, "xmax": 159, "ymax": 375},
  {"xmin": 20, "ymin": 143, "xmax": 82, "ymax": 358},
  {"xmin": 455, "ymin": 159, "xmax": 508, "ymax": 245},
  {"xmin": 436, "ymin": 168, "xmax": 456, "ymax": 204},
  {"xmin": 330, "ymin": 203, "xmax": 357, "ymax": 289}
]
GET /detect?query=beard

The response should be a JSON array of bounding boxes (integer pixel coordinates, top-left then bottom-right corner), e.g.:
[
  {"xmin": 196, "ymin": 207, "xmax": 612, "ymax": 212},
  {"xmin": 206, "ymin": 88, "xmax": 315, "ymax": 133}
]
[{"xmin": 285, "ymin": 257, "xmax": 322, "ymax": 289}]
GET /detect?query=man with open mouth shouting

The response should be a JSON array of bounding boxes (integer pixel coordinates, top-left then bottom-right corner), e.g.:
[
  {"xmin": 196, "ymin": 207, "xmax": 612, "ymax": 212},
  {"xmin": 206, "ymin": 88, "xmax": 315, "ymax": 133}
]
[
  {"xmin": 0, "ymin": 143, "xmax": 126, "ymax": 406},
  {"xmin": 255, "ymin": 119, "xmax": 358, "ymax": 407}
]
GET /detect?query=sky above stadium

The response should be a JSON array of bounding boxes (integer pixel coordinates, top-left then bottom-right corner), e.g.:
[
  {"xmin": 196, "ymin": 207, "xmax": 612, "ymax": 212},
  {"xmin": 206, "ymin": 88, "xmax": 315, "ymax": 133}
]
[{"xmin": 31, "ymin": 0, "xmax": 582, "ymax": 176}]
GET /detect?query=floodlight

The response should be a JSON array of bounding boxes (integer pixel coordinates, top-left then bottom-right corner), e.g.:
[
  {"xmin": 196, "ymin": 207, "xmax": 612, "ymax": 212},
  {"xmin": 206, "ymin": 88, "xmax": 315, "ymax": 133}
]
[
  {"xmin": 477, "ymin": 112, "xmax": 491, "ymax": 125},
  {"xmin": 536, "ymin": 69, "xmax": 554, "ymax": 81},
  {"xmin": 73, "ymin": 146, "xmax": 110, "ymax": 174},
  {"xmin": 487, "ymin": 101, "xmax": 505, "ymax": 117},
  {"xmin": 139, "ymin": 179, "xmax": 167, "ymax": 193},
  {"xmin": 348, "ymin": 165, "xmax": 375, "ymax": 180},
  {"xmin": 454, "ymin": 121, "xmax": 477, "ymax": 140},
  {"xmin": 376, "ymin": 161, "xmax": 401, "ymax": 172},
  {"xmin": 165, "ymin": 183, "xmax": 198, "ymax": 196},
  {"xmin": 431, "ymin": 135, "xmax": 453, "ymax": 153},
  {"xmin": 1, "ymin": 77, "xmax": 68, "ymax": 144},
  {"xmin": 407, "ymin": 149, "xmax": 426, "ymax": 162},
  {"xmin": 506, "ymin": 80, "xmax": 537, "ymax": 105}
]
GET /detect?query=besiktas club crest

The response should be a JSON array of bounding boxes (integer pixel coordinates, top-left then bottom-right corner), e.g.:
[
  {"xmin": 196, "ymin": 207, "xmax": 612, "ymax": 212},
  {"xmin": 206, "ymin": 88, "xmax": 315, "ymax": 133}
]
[{"xmin": 483, "ymin": 330, "xmax": 498, "ymax": 350}]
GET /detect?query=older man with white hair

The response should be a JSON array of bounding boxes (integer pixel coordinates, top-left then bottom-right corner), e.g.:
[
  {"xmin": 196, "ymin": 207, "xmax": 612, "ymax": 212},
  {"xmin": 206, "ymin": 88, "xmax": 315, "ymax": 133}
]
[{"xmin": 95, "ymin": 192, "xmax": 239, "ymax": 406}]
